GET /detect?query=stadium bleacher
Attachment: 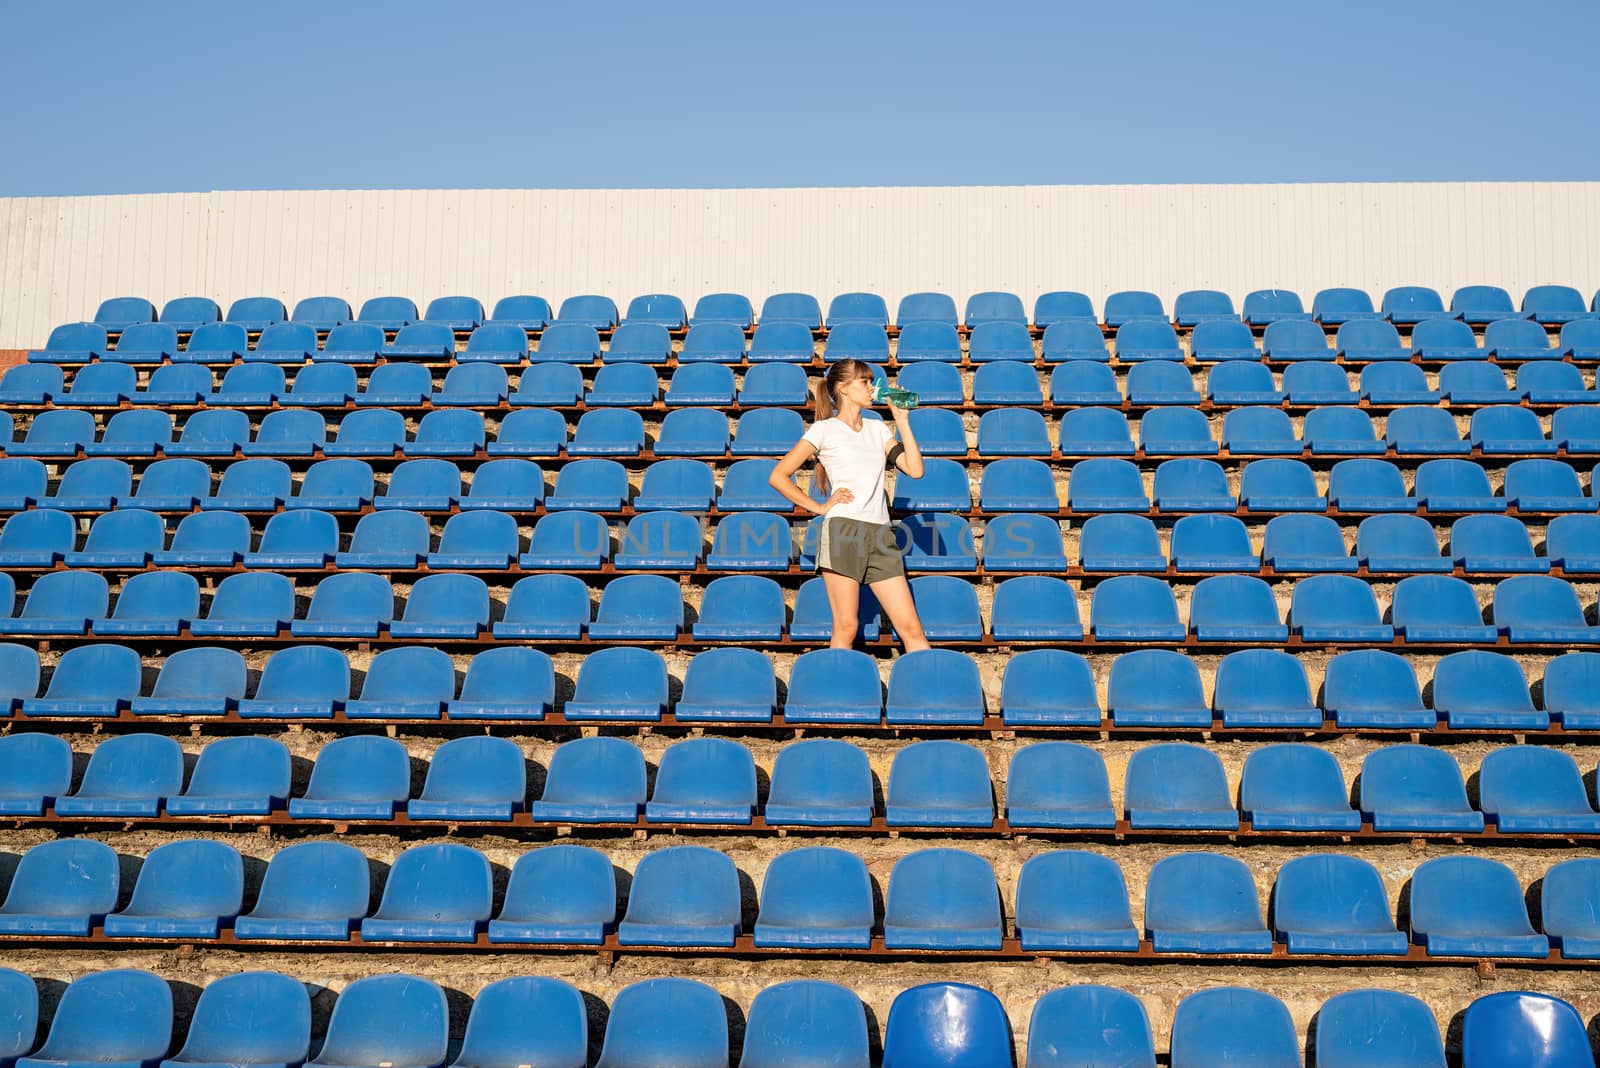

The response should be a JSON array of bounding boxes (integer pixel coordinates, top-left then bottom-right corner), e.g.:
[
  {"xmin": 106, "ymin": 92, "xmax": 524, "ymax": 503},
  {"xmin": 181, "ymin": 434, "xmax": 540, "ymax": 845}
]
[{"xmin": 3, "ymin": 284, "xmax": 1599, "ymax": 1065}]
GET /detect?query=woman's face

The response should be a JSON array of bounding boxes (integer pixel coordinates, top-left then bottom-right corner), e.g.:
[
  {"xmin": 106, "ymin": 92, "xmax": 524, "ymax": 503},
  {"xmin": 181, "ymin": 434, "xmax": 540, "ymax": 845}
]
[{"xmin": 840, "ymin": 371, "xmax": 875, "ymax": 406}]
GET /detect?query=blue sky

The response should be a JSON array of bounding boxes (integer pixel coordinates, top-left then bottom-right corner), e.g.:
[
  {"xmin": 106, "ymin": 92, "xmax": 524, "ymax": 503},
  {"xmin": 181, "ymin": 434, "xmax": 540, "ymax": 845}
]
[{"xmin": 4, "ymin": 0, "xmax": 1598, "ymax": 195}]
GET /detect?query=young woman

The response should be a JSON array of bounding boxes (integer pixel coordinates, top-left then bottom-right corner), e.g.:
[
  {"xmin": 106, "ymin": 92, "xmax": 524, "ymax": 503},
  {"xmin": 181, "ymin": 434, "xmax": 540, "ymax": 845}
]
[{"xmin": 768, "ymin": 359, "xmax": 931, "ymax": 651}]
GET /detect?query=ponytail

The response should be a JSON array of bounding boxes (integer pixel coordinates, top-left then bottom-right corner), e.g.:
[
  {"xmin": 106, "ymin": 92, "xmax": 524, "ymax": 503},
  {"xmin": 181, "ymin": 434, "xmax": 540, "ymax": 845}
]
[{"xmin": 810, "ymin": 376, "xmax": 835, "ymax": 423}]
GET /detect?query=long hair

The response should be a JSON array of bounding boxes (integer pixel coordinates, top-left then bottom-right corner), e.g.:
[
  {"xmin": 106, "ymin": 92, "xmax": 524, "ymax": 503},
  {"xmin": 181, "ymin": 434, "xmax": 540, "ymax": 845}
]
[{"xmin": 807, "ymin": 359, "xmax": 874, "ymax": 498}]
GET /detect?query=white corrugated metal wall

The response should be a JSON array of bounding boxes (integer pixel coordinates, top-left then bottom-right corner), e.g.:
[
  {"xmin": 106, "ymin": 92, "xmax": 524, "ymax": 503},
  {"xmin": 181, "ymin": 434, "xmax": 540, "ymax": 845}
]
[{"xmin": 1, "ymin": 181, "xmax": 1597, "ymax": 346}]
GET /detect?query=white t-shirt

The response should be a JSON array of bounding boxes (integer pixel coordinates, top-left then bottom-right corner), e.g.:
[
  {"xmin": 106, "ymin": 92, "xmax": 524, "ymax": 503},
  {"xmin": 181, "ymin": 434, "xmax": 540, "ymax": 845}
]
[{"xmin": 802, "ymin": 416, "xmax": 898, "ymax": 524}]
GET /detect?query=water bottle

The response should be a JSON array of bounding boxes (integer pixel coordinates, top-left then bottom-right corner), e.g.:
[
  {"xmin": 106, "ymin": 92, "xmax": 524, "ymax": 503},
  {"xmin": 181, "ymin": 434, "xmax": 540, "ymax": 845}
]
[{"xmin": 872, "ymin": 382, "xmax": 919, "ymax": 410}]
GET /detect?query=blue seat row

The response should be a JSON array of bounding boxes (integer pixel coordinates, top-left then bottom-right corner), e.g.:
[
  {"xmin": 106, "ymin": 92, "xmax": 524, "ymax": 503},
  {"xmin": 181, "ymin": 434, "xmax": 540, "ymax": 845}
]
[
  {"xmin": 4, "ymin": 566, "xmax": 1596, "ymax": 647},
  {"xmin": 15, "ymin": 969, "xmax": 1586, "ymax": 1068},
  {"xmin": 8, "ymin": 832, "xmax": 1600, "ymax": 959},
  {"xmin": 6, "ymin": 639, "xmax": 1597, "ymax": 730},
  {"xmin": 12, "ymin": 728, "xmax": 1600, "ymax": 833}
]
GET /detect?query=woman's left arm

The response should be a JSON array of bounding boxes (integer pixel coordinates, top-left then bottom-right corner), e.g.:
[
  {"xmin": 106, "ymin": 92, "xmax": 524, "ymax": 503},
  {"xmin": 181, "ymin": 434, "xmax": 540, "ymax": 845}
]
[{"xmin": 886, "ymin": 405, "xmax": 924, "ymax": 478}]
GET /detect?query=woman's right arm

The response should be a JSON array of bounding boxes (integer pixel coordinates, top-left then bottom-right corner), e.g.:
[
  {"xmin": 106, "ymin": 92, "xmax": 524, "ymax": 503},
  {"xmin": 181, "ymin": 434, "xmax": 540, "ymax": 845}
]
[{"xmin": 769, "ymin": 439, "xmax": 851, "ymax": 516}]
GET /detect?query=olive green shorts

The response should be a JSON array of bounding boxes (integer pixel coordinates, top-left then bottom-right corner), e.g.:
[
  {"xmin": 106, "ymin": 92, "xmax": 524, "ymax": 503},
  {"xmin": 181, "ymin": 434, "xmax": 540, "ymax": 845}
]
[{"xmin": 815, "ymin": 516, "xmax": 905, "ymax": 584}]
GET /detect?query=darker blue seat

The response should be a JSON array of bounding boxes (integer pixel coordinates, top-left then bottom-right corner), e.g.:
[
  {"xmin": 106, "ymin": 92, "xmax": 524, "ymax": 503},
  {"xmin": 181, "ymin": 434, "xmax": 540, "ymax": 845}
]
[
  {"xmin": 1360, "ymin": 745, "xmax": 1482, "ymax": 832},
  {"xmin": 1410, "ymin": 856, "xmax": 1546, "ymax": 957},
  {"xmin": 360, "ymin": 843, "xmax": 492, "ymax": 942},
  {"xmin": 532, "ymin": 736, "xmax": 646, "ymax": 822},
  {"xmin": 103, "ymin": 839, "xmax": 242, "ymax": 939},
  {"xmin": 1289, "ymin": 574, "xmax": 1395, "ymax": 641},
  {"xmin": 1123, "ymin": 743, "xmax": 1237, "ymax": 829},
  {"xmin": 239, "ymin": 645, "xmax": 350, "ymax": 720},
  {"xmin": 885, "ymin": 740, "xmax": 993, "ymax": 826},
  {"xmin": 883, "ymin": 849, "xmax": 1002, "ymax": 950},
  {"xmin": 166, "ymin": 735, "xmax": 288, "ymax": 814},
  {"xmin": 286, "ymin": 736, "xmax": 409, "ymax": 819},
  {"xmin": 646, "ymin": 737, "xmax": 757, "ymax": 824},
  {"xmin": 1091, "ymin": 577, "xmax": 1184, "ymax": 642},
  {"xmin": 1006, "ymin": 743, "xmax": 1114, "ymax": 828},
  {"xmin": 763, "ymin": 740, "xmax": 873, "ymax": 826},
  {"xmin": 306, "ymin": 975, "xmax": 447, "ymax": 1068},
  {"xmin": 997, "ymin": 648, "xmax": 1098, "ymax": 724},
  {"xmin": 55, "ymin": 732, "xmax": 183, "ymax": 817},
  {"xmin": 1240, "ymin": 744, "xmax": 1357, "ymax": 830},
  {"xmin": 1146, "ymin": 853, "xmax": 1270, "ymax": 954},
  {"xmin": 1273, "ymin": 854, "xmax": 1406, "ymax": 956},
  {"xmin": 881, "ymin": 984, "xmax": 1010, "ymax": 1068},
  {"xmin": 1462, "ymin": 991, "xmax": 1594, "ymax": 1067},
  {"xmin": 783, "ymin": 647, "xmax": 883, "ymax": 723},
  {"xmin": 407, "ymin": 736, "xmax": 525, "ymax": 821},
  {"xmin": 675, "ymin": 646, "xmax": 777, "ymax": 720},
  {"xmin": 617, "ymin": 846, "xmax": 741, "ymax": 947},
  {"xmin": 596, "ymin": 980, "xmax": 728, "ymax": 1068},
  {"xmin": 17, "ymin": 969, "xmax": 170, "ymax": 1068},
  {"xmin": 0, "ymin": 838, "xmax": 119, "ymax": 935},
  {"xmin": 487, "ymin": 846, "xmax": 617, "ymax": 945}
]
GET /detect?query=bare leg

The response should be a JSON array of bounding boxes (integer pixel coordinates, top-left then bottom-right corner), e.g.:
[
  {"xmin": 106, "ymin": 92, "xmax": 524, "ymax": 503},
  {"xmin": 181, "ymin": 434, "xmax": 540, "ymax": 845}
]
[
  {"xmin": 870, "ymin": 574, "xmax": 931, "ymax": 652},
  {"xmin": 820, "ymin": 569, "xmax": 862, "ymax": 649}
]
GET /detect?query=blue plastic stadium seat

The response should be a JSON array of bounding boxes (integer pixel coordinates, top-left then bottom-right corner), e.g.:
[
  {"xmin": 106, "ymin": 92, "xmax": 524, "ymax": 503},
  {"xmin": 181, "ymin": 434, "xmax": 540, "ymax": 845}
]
[
  {"xmin": 1057, "ymin": 408, "xmax": 1135, "ymax": 456},
  {"xmin": 1240, "ymin": 744, "xmax": 1357, "ymax": 830},
  {"xmin": 1563, "ymin": 319, "xmax": 1600, "ymax": 361},
  {"xmin": 406, "ymin": 735, "xmax": 525, "ymax": 821},
  {"xmin": 0, "ymin": 838, "xmax": 119, "ymax": 935},
  {"xmin": 905, "ymin": 407, "xmax": 968, "ymax": 455},
  {"xmin": 103, "ymin": 839, "xmax": 243, "ymax": 939},
  {"xmin": 885, "ymin": 740, "xmax": 993, "ymax": 826},
  {"xmin": 160, "ymin": 414, "xmax": 249, "ymax": 465},
  {"xmin": 1478, "ymin": 748, "xmax": 1600, "ymax": 835},
  {"xmin": 597, "ymin": 979, "xmax": 729, "ymax": 1068},
  {"xmin": 1222, "ymin": 408, "xmax": 1301, "ymax": 455},
  {"xmin": 162, "ymin": 970, "xmax": 312, "ymax": 1068},
  {"xmin": 1321, "ymin": 649, "xmax": 1432, "ymax": 728},
  {"xmin": 1273, "ymin": 854, "xmax": 1406, "ymax": 956},
  {"xmin": 1066, "ymin": 458, "xmax": 1148, "ymax": 512},
  {"xmin": 783, "ymin": 647, "xmax": 883, "ymax": 722},
  {"xmin": 1440, "ymin": 362, "xmax": 1517, "ymax": 404},
  {"xmin": 17, "ymin": 969, "xmax": 171, "ymax": 1068},
  {"xmin": 885, "ymin": 649, "xmax": 984, "ymax": 725},
  {"xmin": 675, "ymin": 322, "xmax": 747, "ymax": 366},
  {"xmin": 997, "ymin": 648, "xmax": 1097, "ymax": 724},
  {"xmin": 892, "ymin": 321, "xmax": 960, "ymax": 364},
  {"xmin": 1503, "ymin": 459, "xmax": 1595, "ymax": 513},
  {"xmin": 55, "ymin": 732, "xmax": 183, "ymax": 817},
  {"xmin": 612, "ymin": 511, "xmax": 700, "ymax": 570},
  {"xmin": 1382, "ymin": 285, "xmax": 1451, "ymax": 325},
  {"xmin": 747, "ymin": 320, "xmax": 816, "ymax": 363},
  {"xmin": 891, "ymin": 291, "xmax": 957, "ymax": 330},
  {"xmin": 988, "ymin": 574, "xmax": 1081, "ymax": 639},
  {"xmin": 661, "ymin": 363, "xmax": 732, "ymax": 408},
  {"xmin": 0, "ymin": 363, "xmax": 62, "ymax": 404},
  {"xmin": 242, "ymin": 509, "xmax": 336, "ymax": 569},
  {"xmin": 284, "ymin": 736, "xmax": 409, "ymax": 820},
  {"xmin": 1113, "ymin": 319, "xmax": 1181, "ymax": 363},
  {"xmin": 1189, "ymin": 574, "xmax": 1289, "ymax": 643},
  {"xmin": 674, "ymin": 647, "xmax": 776, "ymax": 721},
  {"xmin": 520, "ymin": 510, "xmax": 611, "ymax": 570},
  {"xmin": 897, "ymin": 512, "xmax": 977, "ymax": 570},
  {"xmin": 284, "ymin": 458, "xmax": 375, "ymax": 511},
  {"xmin": 616, "ymin": 845, "xmax": 741, "ymax": 947},
  {"xmin": 1313, "ymin": 286, "xmax": 1380, "ymax": 325},
  {"xmin": 1301, "ymin": 408, "xmax": 1382, "ymax": 457},
  {"xmin": 246, "ymin": 321, "xmax": 317, "ymax": 364},
  {"xmin": 883, "ymin": 849, "xmax": 1002, "ymax": 950},
  {"xmin": 426, "ymin": 510, "xmax": 519, "ymax": 569},
  {"xmin": 1040, "ymin": 320, "xmax": 1109, "ymax": 364},
  {"xmin": 905, "ymin": 575, "xmax": 982, "ymax": 640},
  {"xmin": 485, "ymin": 295, "xmax": 552, "ymax": 333},
  {"xmin": 1026, "ymin": 986, "xmax": 1154, "ymax": 1067},
  {"xmin": 650, "ymin": 410, "xmax": 728, "ymax": 457},
  {"xmin": 645, "ymin": 737, "xmax": 757, "ymax": 823},
  {"xmin": 605, "ymin": 321, "xmax": 673, "ymax": 365},
  {"xmin": 1205, "ymin": 364, "xmax": 1282, "ymax": 407},
  {"xmin": 1033, "ymin": 290, "xmax": 1095, "ymax": 328},
  {"xmin": 306, "ymin": 975, "xmax": 447, "ymax": 1068},
  {"xmin": 164, "ymin": 735, "xmax": 288, "ymax": 815},
  {"xmin": 1545, "ymin": 655, "xmax": 1600, "ymax": 733},
  {"xmin": 1170, "ymin": 988, "xmax": 1300, "ymax": 1067},
  {"xmin": 739, "ymin": 981, "xmax": 867, "ymax": 1068},
  {"xmin": 421, "ymin": 295, "xmax": 484, "ymax": 332},
  {"xmin": 564, "ymin": 646, "xmax": 669, "ymax": 721},
  {"xmin": 460, "ymin": 457, "xmax": 544, "ymax": 510},
  {"xmin": 380, "ymin": 321, "xmax": 455, "ymax": 361},
  {"xmin": 1241, "ymin": 462, "xmax": 1327, "ymax": 516},
  {"xmin": 450, "ymin": 976, "xmax": 589, "ymax": 1068},
  {"xmin": 1124, "ymin": 743, "xmax": 1237, "ymax": 828},
  {"xmin": 689, "ymin": 575, "xmax": 784, "ymax": 643},
  {"xmin": 10, "ymin": 408, "xmax": 98, "ymax": 458},
  {"xmin": 441, "ymin": 647, "xmax": 552, "ymax": 722},
  {"xmin": 716, "ymin": 457, "xmax": 794, "ymax": 511},
  {"xmin": 1190, "ymin": 320, "xmax": 1259, "ymax": 364},
  {"xmin": 240, "ymin": 415, "xmax": 324, "ymax": 465},
  {"xmin": 1172, "ymin": 288, "xmax": 1236, "ymax": 327},
  {"xmin": 1264, "ymin": 322, "xmax": 1337, "ymax": 364},
  {"xmin": 1471, "ymin": 405, "xmax": 1557, "ymax": 454},
  {"xmin": 971, "ymin": 359, "xmax": 1041, "ymax": 404},
  {"xmin": 29, "ymin": 322, "xmax": 109, "ymax": 366},
  {"xmin": 586, "ymin": 574, "xmax": 682, "ymax": 640},
  {"xmin": 127, "ymin": 644, "xmax": 245, "ymax": 717},
  {"xmin": 1451, "ymin": 284, "xmax": 1522, "ymax": 324},
  {"xmin": 1462, "ymin": 991, "xmax": 1595, "ymax": 1067},
  {"xmin": 1410, "ymin": 856, "xmax": 1547, "ymax": 957},
  {"xmin": 1360, "ymin": 362, "xmax": 1438, "ymax": 405},
  {"xmin": 531, "ymin": 736, "xmax": 645, "ymax": 823},
  {"xmin": 343, "ymin": 646, "xmax": 454, "ymax": 721},
  {"xmin": 286, "ymin": 296, "xmax": 350, "ymax": 333},
  {"xmin": 292, "ymin": 572, "xmax": 396, "ymax": 637},
  {"xmin": 1045, "ymin": 362, "xmax": 1117, "ymax": 407},
  {"xmin": 731, "ymin": 408, "xmax": 806, "ymax": 457},
  {"xmin": 104, "ymin": 322, "xmax": 181, "ymax": 364},
  {"xmin": 1494, "ymin": 575, "xmax": 1600, "ymax": 644},
  {"xmin": 822, "ymin": 322, "xmax": 889, "ymax": 364},
  {"xmin": 1356, "ymin": 513, "xmax": 1449, "ymax": 573},
  {"xmin": 238, "ymin": 645, "xmax": 350, "ymax": 720},
  {"xmin": 1289, "ymin": 573, "xmax": 1394, "ymax": 641},
  {"xmin": 1384, "ymin": 406, "xmax": 1469, "ymax": 456},
  {"xmin": 886, "ymin": 458, "xmax": 967, "ymax": 514},
  {"xmin": 1543, "ymin": 858, "xmax": 1600, "ymax": 961},
  {"xmin": 360, "ymin": 843, "xmax": 492, "ymax": 942},
  {"xmin": 277, "ymin": 363, "xmax": 358, "ymax": 409},
  {"xmin": 95, "ymin": 296, "xmax": 157, "ymax": 331},
  {"xmin": 968, "ymin": 322, "xmax": 1034, "ymax": 363},
  {"xmin": 532, "ymin": 322, "xmax": 602, "ymax": 364},
  {"xmin": 826, "ymin": 292, "xmax": 888, "ymax": 329},
  {"xmin": 1091, "ymin": 577, "xmax": 1185, "ymax": 642},
  {"xmin": 83, "ymin": 410, "xmax": 171, "ymax": 459},
  {"xmin": 1390, "ymin": 574, "xmax": 1498, "ymax": 644},
  {"xmin": 3, "ymin": 572, "xmax": 109, "ymax": 637},
  {"xmin": 189, "ymin": 572, "xmax": 294, "ymax": 638},
  {"xmin": 972, "ymin": 460, "xmax": 1054, "ymax": 514},
  {"xmin": 459, "ymin": 322, "xmax": 530, "ymax": 364},
  {"xmin": 1448, "ymin": 515, "xmax": 1543, "ymax": 575},
  {"xmin": 1170, "ymin": 514, "xmax": 1258, "ymax": 571},
  {"xmin": 963, "ymin": 290, "xmax": 1025, "ymax": 328},
  {"xmin": 1548, "ymin": 515, "xmax": 1600, "ymax": 573},
  {"xmin": 1126, "ymin": 360, "xmax": 1199, "ymax": 405},
  {"xmin": 1077, "ymin": 514, "xmax": 1162, "ymax": 572},
  {"xmin": 487, "ymin": 408, "xmax": 566, "ymax": 458},
  {"xmin": 22, "ymin": 643, "xmax": 140, "ymax": 716},
  {"xmin": 735, "ymin": 362, "xmax": 806, "ymax": 406},
  {"xmin": 175, "ymin": 322, "xmax": 247, "ymax": 366},
  {"xmin": 1140, "ymin": 409, "xmax": 1220, "ymax": 457},
  {"xmin": 1432, "ymin": 650, "xmax": 1544, "ymax": 728},
  {"xmin": 1243, "ymin": 288, "xmax": 1308, "ymax": 325},
  {"xmin": 1103, "ymin": 290, "xmax": 1164, "ymax": 329},
  {"xmin": 1146, "ymin": 853, "xmax": 1270, "ymax": 954},
  {"xmin": 1006, "ymin": 743, "xmax": 1114, "ymax": 828},
  {"xmin": 1327, "ymin": 459, "xmax": 1415, "ymax": 512},
  {"xmin": 1336, "ymin": 318, "xmax": 1409, "ymax": 362},
  {"xmin": 1281, "ymin": 364, "xmax": 1357, "ymax": 408},
  {"xmin": 0, "ymin": 731, "xmax": 68, "ymax": 815},
  {"xmin": 881, "ymin": 983, "xmax": 1010, "ymax": 1068},
  {"xmin": 388, "ymin": 573, "xmax": 489, "ymax": 639},
  {"xmin": 1519, "ymin": 362, "xmax": 1595, "ymax": 404},
  {"xmin": 1015, "ymin": 851, "xmax": 1139, "ymax": 955},
  {"xmin": 1360, "ymin": 745, "xmax": 1481, "ymax": 832},
  {"xmin": 153, "ymin": 296, "xmax": 219, "ymax": 334},
  {"xmin": 1522, "ymin": 284, "xmax": 1594, "ymax": 325},
  {"xmin": 0, "ymin": 509, "xmax": 75, "ymax": 567},
  {"xmin": 1212, "ymin": 649, "xmax": 1316, "ymax": 726},
  {"xmin": 485, "ymin": 845, "xmax": 618, "ymax": 945},
  {"xmin": 510, "ymin": 364, "xmax": 582, "ymax": 407},
  {"xmin": 1411, "ymin": 460, "xmax": 1502, "ymax": 514},
  {"xmin": 763, "ymin": 740, "xmax": 873, "ymax": 827}
]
